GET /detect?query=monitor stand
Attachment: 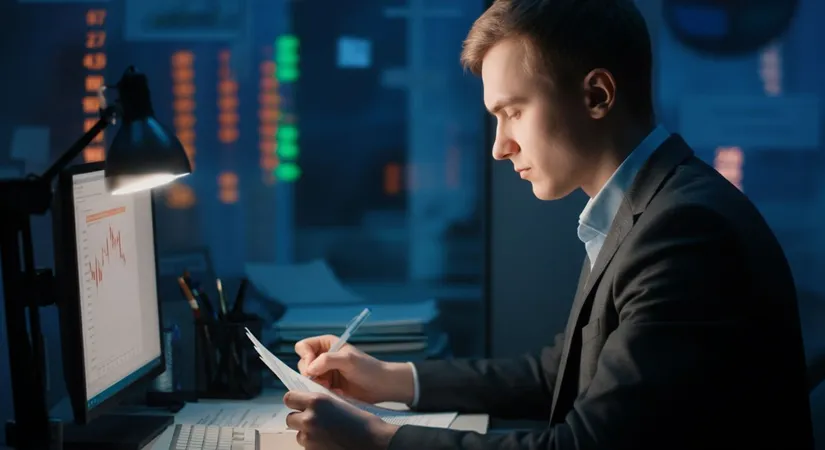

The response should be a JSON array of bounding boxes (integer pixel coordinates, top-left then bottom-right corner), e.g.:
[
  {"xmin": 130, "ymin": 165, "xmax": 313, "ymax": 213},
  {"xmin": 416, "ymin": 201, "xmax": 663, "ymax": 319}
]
[{"xmin": 62, "ymin": 414, "xmax": 173, "ymax": 450}]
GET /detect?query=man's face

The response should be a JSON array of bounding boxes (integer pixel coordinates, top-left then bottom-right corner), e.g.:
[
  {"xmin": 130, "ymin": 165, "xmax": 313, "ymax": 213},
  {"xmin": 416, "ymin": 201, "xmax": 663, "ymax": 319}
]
[{"xmin": 482, "ymin": 38, "xmax": 593, "ymax": 200}]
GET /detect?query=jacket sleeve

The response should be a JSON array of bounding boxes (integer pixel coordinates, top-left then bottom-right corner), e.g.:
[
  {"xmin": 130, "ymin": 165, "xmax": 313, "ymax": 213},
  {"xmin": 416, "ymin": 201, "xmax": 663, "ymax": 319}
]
[
  {"xmin": 388, "ymin": 206, "xmax": 755, "ymax": 450},
  {"xmin": 409, "ymin": 331, "xmax": 565, "ymax": 420}
]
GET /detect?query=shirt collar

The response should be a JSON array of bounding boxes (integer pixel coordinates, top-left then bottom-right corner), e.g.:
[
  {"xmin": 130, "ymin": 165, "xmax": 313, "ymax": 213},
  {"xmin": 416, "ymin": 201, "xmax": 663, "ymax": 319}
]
[{"xmin": 578, "ymin": 125, "xmax": 670, "ymax": 240}]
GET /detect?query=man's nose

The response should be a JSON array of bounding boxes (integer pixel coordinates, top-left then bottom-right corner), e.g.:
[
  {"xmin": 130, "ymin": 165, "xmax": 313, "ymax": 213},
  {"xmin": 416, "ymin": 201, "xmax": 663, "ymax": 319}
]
[{"xmin": 492, "ymin": 135, "xmax": 519, "ymax": 160}]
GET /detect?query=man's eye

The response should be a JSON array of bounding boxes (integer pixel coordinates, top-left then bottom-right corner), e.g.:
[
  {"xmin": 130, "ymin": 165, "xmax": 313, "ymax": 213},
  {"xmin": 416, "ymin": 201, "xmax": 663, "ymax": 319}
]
[{"xmin": 508, "ymin": 111, "xmax": 521, "ymax": 119}]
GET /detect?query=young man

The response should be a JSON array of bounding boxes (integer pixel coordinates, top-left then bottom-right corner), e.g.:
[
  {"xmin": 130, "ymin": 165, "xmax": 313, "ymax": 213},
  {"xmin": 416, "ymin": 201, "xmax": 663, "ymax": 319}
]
[{"xmin": 283, "ymin": 0, "xmax": 814, "ymax": 449}]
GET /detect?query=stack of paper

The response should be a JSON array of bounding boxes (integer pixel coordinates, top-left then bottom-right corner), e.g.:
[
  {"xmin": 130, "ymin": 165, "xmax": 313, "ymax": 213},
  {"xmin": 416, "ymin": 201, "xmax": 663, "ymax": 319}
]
[
  {"xmin": 246, "ymin": 260, "xmax": 448, "ymax": 365},
  {"xmin": 276, "ymin": 300, "xmax": 439, "ymax": 336},
  {"xmin": 245, "ymin": 328, "xmax": 457, "ymax": 428},
  {"xmin": 271, "ymin": 299, "xmax": 448, "ymax": 364}
]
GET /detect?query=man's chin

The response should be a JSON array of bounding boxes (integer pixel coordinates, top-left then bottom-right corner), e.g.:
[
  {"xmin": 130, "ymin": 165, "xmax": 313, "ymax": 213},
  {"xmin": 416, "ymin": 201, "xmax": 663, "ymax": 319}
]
[{"xmin": 532, "ymin": 183, "xmax": 574, "ymax": 201}]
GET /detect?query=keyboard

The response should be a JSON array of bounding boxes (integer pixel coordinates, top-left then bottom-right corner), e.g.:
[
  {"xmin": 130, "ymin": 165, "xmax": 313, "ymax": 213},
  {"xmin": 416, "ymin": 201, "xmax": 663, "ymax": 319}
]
[{"xmin": 168, "ymin": 424, "xmax": 259, "ymax": 450}]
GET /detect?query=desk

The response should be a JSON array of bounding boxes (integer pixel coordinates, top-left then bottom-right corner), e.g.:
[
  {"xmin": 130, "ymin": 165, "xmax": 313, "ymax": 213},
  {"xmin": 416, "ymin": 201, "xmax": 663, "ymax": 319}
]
[{"xmin": 146, "ymin": 389, "xmax": 489, "ymax": 449}]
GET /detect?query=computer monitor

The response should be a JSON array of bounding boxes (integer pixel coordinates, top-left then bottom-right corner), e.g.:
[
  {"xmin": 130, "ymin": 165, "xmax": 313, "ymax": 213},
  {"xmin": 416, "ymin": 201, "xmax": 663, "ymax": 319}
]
[{"xmin": 53, "ymin": 162, "xmax": 171, "ymax": 448}]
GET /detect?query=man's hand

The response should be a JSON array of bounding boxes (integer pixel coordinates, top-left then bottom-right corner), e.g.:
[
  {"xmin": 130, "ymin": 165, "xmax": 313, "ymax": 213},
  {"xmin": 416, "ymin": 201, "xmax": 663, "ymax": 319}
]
[
  {"xmin": 284, "ymin": 391, "xmax": 399, "ymax": 450},
  {"xmin": 295, "ymin": 335, "xmax": 415, "ymax": 404}
]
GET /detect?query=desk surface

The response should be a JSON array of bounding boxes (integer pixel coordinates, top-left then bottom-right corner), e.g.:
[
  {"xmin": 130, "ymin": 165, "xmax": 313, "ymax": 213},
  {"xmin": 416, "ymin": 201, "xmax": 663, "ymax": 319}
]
[{"xmin": 147, "ymin": 389, "xmax": 489, "ymax": 450}]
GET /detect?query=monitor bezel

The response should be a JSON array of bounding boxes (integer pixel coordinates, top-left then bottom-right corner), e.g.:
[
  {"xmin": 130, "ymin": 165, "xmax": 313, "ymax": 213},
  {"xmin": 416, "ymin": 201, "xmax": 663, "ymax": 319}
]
[{"xmin": 53, "ymin": 161, "xmax": 166, "ymax": 424}]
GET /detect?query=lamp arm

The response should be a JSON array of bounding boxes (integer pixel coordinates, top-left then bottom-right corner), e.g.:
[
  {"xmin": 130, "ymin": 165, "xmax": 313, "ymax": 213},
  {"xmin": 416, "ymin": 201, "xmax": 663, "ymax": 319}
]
[{"xmin": 40, "ymin": 106, "xmax": 116, "ymax": 185}]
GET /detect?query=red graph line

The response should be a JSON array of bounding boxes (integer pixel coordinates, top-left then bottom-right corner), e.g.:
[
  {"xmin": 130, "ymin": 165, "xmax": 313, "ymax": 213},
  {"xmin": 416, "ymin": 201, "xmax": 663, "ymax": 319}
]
[{"xmin": 88, "ymin": 225, "xmax": 127, "ymax": 288}]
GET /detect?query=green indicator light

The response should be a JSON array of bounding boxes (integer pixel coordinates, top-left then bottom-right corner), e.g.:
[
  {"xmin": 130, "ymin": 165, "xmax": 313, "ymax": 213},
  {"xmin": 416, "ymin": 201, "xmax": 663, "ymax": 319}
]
[
  {"xmin": 278, "ymin": 142, "xmax": 299, "ymax": 160},
  {"xmin": 276, "ymin": 53, "xmax": 299, "ymax": 65},
  {"xmin": 277, "ymin": 125, "xmax": 298, "ymax": 142},
  {"xmin": 273, "ymin": 34, "xmax": 301, "ymax": 178},
  {"xmin": 276, "ymin": 53, "xmax": 297, "ymax": 65},
  {"xmin": 275, "ymin": 35, "xmax": 300, "ymax": 82},
  {"xmin": 275, "ymin": 162, "xmax": 302, "ymax": 182},
  {"xmin": 277, "ymin": 67, "xmax": 300, "ymax": 83},
  {"xmin": 276, "ymin": 35, "xmax": 299, "ymax": 52}
]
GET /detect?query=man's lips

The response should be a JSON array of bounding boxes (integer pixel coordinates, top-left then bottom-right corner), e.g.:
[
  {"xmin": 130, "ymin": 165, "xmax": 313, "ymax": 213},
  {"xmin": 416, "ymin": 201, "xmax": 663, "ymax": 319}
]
[{"xmin": 516, "ymin": 168, "xmax": 530, "ymax": 178}]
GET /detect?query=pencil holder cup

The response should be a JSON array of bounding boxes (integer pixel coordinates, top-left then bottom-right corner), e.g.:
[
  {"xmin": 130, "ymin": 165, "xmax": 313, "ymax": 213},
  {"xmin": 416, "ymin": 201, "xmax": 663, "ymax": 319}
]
[{"xmin": 194, "ymin": 314, "xmax": 263, "ymax": 399}]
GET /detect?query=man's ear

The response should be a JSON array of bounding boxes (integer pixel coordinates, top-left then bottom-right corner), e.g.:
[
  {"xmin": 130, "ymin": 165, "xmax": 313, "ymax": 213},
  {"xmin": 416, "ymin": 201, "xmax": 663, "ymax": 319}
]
[{"xmin": 582, "ymin": 69, "xmax": 616, "ymax": 120}]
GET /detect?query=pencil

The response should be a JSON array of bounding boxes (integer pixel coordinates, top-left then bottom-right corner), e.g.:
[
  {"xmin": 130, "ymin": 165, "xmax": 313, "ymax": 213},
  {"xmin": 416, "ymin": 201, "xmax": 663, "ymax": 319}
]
[
  {"xmin": 178, "ymin": 276, "xmax": 200, "ymax": 319},
  {"xmin": 216, "ymin": 278, "xmax": 227, "ymax": 316}
]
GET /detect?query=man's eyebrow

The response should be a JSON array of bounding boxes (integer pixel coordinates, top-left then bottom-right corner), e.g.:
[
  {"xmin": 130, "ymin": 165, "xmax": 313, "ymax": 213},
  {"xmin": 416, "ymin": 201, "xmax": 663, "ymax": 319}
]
[{"xmin": 488, "ymin": 96, "xmax": 528, "ymax": 114}]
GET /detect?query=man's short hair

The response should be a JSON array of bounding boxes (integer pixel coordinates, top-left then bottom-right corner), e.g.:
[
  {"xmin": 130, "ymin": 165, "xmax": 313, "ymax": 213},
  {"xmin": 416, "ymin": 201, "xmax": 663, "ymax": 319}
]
[{"xmin": 462, "ymin": 0, "xmax": 654, "ymax": 120}]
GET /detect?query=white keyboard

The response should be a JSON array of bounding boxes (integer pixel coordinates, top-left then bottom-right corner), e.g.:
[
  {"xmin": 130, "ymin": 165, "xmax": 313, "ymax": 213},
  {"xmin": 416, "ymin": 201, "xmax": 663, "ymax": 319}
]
[{"xmin": 169, "ymin": 424, "xmax": 259, "ymax": 450}]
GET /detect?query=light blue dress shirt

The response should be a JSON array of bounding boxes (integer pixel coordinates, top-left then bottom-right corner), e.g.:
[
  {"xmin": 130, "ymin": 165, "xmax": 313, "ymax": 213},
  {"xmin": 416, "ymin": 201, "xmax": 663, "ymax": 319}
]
[{"xmin": 577, "ymin": 126, "xmax": 670, "ymax": 268}]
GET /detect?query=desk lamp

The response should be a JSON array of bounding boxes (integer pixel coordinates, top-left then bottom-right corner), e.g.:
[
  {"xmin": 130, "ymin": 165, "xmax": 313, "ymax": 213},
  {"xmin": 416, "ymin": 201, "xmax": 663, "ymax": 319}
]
[{"xmin": 0, "ymin": 66, "xmax": 191, "ymax": 450}]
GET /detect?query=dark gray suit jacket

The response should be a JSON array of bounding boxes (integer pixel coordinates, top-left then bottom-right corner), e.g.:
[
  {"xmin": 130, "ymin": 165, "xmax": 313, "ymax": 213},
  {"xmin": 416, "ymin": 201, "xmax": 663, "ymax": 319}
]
[{"xmin": 388, "ymin": 135, "xmax": 814, "ymax": 449}]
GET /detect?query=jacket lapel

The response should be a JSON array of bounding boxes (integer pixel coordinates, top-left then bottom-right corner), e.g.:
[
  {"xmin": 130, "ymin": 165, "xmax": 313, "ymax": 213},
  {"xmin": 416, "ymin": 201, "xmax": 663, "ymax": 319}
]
[
  {"xmin": 549, "ymin": 256, "xmax": 590, "ymax": 417},
  {"xmin": 548, "ymin": 134, "xmax": 695, "ymax": 422}
]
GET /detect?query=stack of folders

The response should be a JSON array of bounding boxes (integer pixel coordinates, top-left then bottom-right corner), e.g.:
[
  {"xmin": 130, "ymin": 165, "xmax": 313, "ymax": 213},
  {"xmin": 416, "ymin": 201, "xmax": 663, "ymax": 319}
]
[
  {"xmin": 269, "ymin": 300, "xmax": 449, "ymax": 374},
  {"xmin": 244, "ymin": 260, "xmax": 450, "ymax": 381}
]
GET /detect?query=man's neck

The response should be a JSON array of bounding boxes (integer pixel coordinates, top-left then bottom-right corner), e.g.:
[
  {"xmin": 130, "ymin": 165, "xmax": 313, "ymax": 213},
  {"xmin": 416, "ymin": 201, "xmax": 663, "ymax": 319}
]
[{"xmin": 581, "ymin": 120, "xmax": 656, "ymax": 198}]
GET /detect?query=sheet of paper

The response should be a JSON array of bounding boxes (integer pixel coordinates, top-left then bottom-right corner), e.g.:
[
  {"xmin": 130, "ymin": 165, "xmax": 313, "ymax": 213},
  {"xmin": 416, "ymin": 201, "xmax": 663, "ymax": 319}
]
[
  {"xmin": 174, "ymin": 402, "xmax": 289, "ymax": 431},
  {"xmin": 275, "ymin": 299, "xmax": 438, "ymax": 331},
  {"xmin": 245, "ymin": 328, "xmax": 457, "ymax": 429}
]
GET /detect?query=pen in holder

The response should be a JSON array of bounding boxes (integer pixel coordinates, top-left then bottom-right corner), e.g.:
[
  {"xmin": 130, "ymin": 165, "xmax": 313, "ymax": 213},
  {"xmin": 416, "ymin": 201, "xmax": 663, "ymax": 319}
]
[{"xmin": 194, "ymin": 314, "xmax": 263, "ymax": 399}]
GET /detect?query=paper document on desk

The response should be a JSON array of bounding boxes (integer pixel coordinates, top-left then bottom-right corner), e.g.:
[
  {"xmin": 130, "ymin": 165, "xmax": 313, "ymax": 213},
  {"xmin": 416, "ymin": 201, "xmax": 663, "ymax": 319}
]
[
  {"xmin": 244, "ymin": 328, "xmax": 457, "ymax": 428},
  {"xmin": 174, "ymin": 402, "xmax": 288, "ymax": 431}
]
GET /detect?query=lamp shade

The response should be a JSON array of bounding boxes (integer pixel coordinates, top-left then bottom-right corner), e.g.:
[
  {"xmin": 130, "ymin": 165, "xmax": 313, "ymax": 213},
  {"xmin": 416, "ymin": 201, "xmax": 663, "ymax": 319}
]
[
  {"xmin": 104, "ymin": 67, "xmax": 191, "ymax": 195},
  {"xmin": 105, "ymin": 117, "xmax": 191, "ymax": 195}
]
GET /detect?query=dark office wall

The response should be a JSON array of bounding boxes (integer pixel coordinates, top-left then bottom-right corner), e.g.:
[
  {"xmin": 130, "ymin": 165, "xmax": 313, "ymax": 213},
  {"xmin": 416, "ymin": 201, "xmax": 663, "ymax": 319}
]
[
  {"xmin": 0, "ymin": 4, "xmax": 86, "ymax": 444},
  {"xmin": 480, "ymin": 0, "xmax": 589, "ymax": 358},
  {"xmin": 488, "ymin": 145, "xmax": 587, "ymax": 357}
]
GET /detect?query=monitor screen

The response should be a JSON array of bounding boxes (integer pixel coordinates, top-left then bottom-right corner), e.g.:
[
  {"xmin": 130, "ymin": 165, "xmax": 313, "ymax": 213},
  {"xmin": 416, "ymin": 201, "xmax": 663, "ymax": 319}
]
[{"xmin": 69, "ymin": 169, "xmax": 162, "ymax": 409}]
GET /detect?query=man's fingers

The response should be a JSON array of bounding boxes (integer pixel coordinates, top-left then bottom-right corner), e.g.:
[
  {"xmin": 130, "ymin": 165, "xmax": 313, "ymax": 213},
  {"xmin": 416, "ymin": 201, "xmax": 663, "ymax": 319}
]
[
  {"xmin": 285, "ymin": 411, "xmax": 302, "ymax": 431},
  {"xmin": 294, "ymin": 335, "xmax": 340, "ymax": 359},
  {"xmin": 294, "ymin": 340, "xmax": 317, "ymax": 361},
  {"xmin": 284, "ymin": 391, "xmax": 313, "ymax": 411},
  {"xmin": 297, "ymin": 358, "xmax": 310, "ymax": 375},
  {"xmin": 306, "ymin": 351, "xmax": 353, "ymax": 377},
  {"xmin": 297, "ymin": 364, "xmax": 332, "ymax": 389},
  {"xmin": 312, "ymin": 375, "xmax": 332, "ymax": 389},
  {"xmin": 284, "ymin": 391, "xmax": 335, "ymax": 412}
]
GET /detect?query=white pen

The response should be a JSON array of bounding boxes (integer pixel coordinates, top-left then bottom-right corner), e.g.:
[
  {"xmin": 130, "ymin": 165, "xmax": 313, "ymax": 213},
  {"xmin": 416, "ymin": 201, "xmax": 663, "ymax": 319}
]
[{"xmin": 309, "ymin": 307, "xmax": 371, "ymax": 379}]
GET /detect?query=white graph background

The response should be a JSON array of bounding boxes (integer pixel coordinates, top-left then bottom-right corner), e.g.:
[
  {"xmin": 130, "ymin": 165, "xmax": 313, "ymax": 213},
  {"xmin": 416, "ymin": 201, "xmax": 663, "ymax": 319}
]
[{"xmin": 75, "ymin": 197, "xmax": 142, "ymax": 394}]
